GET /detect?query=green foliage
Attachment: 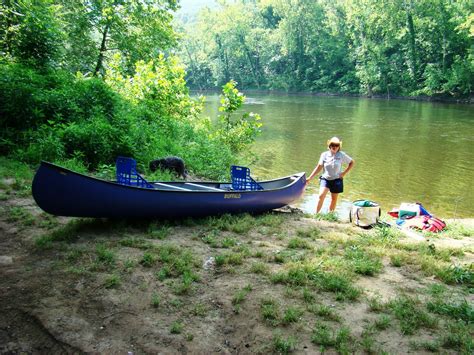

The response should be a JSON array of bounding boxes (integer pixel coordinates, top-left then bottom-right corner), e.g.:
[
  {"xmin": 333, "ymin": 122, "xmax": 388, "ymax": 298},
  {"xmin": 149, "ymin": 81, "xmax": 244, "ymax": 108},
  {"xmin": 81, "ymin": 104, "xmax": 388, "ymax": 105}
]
[
  {"xmin": 180, "ymin": 0, "xmax": 473, "ymax": 98},
  {"xmin": 214, "ymin": 80, "xmax": 262, "ymax": 153}
]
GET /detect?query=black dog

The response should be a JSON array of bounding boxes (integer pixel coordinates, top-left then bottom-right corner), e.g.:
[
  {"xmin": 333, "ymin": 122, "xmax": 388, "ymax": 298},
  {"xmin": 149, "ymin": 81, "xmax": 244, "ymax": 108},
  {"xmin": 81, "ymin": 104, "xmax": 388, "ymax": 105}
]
[{"xmin": 149, "ymin": 156, "xmax": 188, "ymax": 179}]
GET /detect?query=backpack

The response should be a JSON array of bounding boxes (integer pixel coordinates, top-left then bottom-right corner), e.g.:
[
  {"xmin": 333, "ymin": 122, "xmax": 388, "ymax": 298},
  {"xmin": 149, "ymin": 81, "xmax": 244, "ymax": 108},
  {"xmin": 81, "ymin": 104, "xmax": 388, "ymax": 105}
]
[{"xmin": 349, "ymin": 200, "xmax": 381, "ymax": 228}]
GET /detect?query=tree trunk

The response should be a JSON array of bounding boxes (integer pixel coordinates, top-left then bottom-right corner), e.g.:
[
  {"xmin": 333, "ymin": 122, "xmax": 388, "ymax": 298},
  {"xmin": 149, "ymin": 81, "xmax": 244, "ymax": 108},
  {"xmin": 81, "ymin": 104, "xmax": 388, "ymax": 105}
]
[
  {"xmin": 94, "ymin": 22, "xmax": 110, "ymax": 77},
  {"xmin": 238, "ymin": 34, "xmax": 260, "ymax": 88},
  {"xmin": 404, "ymin": 0, "xmax": 417, "ymax": 82}
]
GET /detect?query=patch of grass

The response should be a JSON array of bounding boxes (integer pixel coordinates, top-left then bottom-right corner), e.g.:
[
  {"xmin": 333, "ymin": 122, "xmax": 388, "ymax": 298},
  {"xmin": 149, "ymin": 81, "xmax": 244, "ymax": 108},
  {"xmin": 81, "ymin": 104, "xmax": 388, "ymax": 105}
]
[
  {"xmin": 435, "ymin": 264, "xmax": 473, "ymax": 286},
  {"xmin": 297, "ymin": 227, "xmax": 321, "ymax": 240},
  {"xmin": 311, "ymin": 323, "xmax": 334, "ymax": 347},
  {"xmin": 314, "ymin": 212, "xmax": 339, "ymax": 222},
  {"xmin": 368, "ymin": 295, "xmax": 387, "ymax": 312},
  {"xmin": 222, "ymin": 237, "xmax": 237, "ymax": 248},
  {"xmin": 170, "ymin": 321, "xmax": 183, "ymax": 334},
  {"xmin": 123, "ymin": 259, "xmax": 136, "ymax": 271},
  {"xmin": 207, "ymin": 213, "xmax": 256, "ymax": 234},
  {"xmin": 232, "ymin": 284, "xmax": 252, "ymax": 313},
  {"xmin": 151, "ymin": 293, "xmax": 160, "ymax": 308},
  {"xmin": 38, "ymin": 213, "xmax": 59, "ymax": 229},
  {"xmin": 282, "ymin": 306, "xmax": 303, "ymax": 325},
  {"xmin": 287, "ymin": 237, "xmax": 311, "ymax": 249},
  {"xmin": 35, "ymin": 219, "xmax": 91, "ymax": 248},
  {"xmin": 119, "ymin": 237, "xmax": 151, "ymax": 249},
  {"xmin": 311, "ymin": 323, "xmax": 352, "ymax": 352},
  {"xmin": 308, "ymin": 304, "xmax": 340, "ymax": 322},
  {"xmin": 273, "ymin": 334, "xmax": 296, "ymax": 354},
  {"xmin": 172, "ymin": 271, "xmax": 199, "ymax": 295},
  {"xmin": 148, "ymin": 224, "xmax": 171, "ymax": 240},
  {"xmin": 271, "ymin": 265, "xmax": 361, "ymax": 300},
  {"xmin": 344, "ymin": 246, "xmax": 383, "ymax": 276},
  {"xmin": 156, "ymin": 266, "xmax": 171, "ymax": 281},
  {"xmin": 215, "ymin": 252, "xmax": 245, "ymax": 267},
  {"xmin": 251, "ymin": 262, "xmax": 269, "ymax": 275},
  {"xmin": 6, "ymin": 206, "xmax": 35, "ymax": 226},
  {"xmin": 440, "ymin": 320, "xmax": 473, "ymax": 353},
  {"xmin": 257, "ymin": 212, "xmax": 286, "ymax": 227},
  {"xmin": 192, "ymin": 303, "xmax": 208, "ymax": 317},
  {"xmin": 389, "ymin": 252, "xmax": 409, "ymax": 267},
  {"xmin": 373, "ymin": 315, "xmax": 391, "ymax": 330},
  {"xmin": 201, "ymin": 231, "xmax": 220, "ymax": 248},
  {"xmin": 302, "ymin": 287, "xmax": 314, "ymax": 303},
  {"xmin": 96, "ymin": 244, "xmax": 116, "ymax": 267},
  {"xmin": 66, "ymin": 247, "xmax": 86, "ymax": 263},
  {"xmin": 104, "ymin": 274, "xmax": 121, "ymax": 288},
  {"xmin": 427, "ymin": 298, "xmax": 473, "ymax": 323},
  {"xmin": 410, "ymin": 340, "xmax": 440, "ymax": 352},
  {"xmin": 140, "ymin": 252, "xmax": 156, "ymax": 267},
  {"xmin": 261, "ymin": 298, "xmax": 280, "ymax": 326},
  {"xmin": 388, "ymin": 295, "xmax": 437, "ymax": 335}
]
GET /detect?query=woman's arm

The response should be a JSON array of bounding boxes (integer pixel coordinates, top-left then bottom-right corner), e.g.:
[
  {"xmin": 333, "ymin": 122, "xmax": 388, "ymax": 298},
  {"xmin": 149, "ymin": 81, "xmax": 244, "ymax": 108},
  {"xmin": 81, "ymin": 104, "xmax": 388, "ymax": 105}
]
[
  {"xmin": 340, "ymin": 159, "xmax": 355, "ymax": 179},
  {"xmin": 306, "ymin": 164, "xmax": 323, "ymax": 184}
]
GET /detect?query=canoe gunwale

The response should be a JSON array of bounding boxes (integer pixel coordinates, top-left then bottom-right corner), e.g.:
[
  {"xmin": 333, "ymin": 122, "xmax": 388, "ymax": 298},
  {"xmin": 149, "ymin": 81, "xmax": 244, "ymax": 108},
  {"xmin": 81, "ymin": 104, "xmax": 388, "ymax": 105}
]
[{"xmin": 38, "ymin": 161, "xmax": 306, "ymax": 194}]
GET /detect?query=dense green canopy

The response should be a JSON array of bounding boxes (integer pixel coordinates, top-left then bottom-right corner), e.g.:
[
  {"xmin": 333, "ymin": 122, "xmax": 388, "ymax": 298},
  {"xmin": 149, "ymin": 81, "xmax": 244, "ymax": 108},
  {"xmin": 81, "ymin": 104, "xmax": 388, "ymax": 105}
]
[{"xmin": 179, "ymin": 0, "xmax": 473, "ymax": 98}]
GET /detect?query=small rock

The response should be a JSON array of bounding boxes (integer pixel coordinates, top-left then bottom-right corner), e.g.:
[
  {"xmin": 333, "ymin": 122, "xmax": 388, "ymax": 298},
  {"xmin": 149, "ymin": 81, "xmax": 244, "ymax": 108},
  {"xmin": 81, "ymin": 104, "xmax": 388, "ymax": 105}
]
[{"xmin": 0, "ymin": 256, "xmax": 13, "ymax": 265}]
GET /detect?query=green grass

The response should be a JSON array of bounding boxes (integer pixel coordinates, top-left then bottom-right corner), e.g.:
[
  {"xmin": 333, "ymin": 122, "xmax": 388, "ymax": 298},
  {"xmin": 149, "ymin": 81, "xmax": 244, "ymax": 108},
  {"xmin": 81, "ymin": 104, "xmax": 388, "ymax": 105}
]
[
  {"xmin": 104, "ymin": 274, "xmax": 121, "ymax": 288},
  {"xmin": 35, "ymin": 219, "xmax": 95, "ymax": 248},
  {"xmin": 232, "ymin": 284, "xmax": 253, "ymax": 312},
  {"xmin": 215, "ymin": 252, "xmax": 245, "ymax": 267},
  {"xmin": 282, "ymin": 306, "xmax": 303, "ymax": 325},
  {"xmin": 311, "ymin": 324, "xmax": 352, "ymax": 352},
  {"xmin": 96, "ymin": 244, "xmax": 116, "ymax": 266},
  {"xmin": 170, "ymin": 321, "xmax": 183, "ymax": 334},
  {"xmin": 273, "ymin": 334, "xmax": 296, "ymax": 354},
  {"xmin": 150, "ymin": 292, "xmax": 161, "ymax": 308},
  {"xmin": 296, "ymin": 227, "xmax": 321, "ymax": 239},
  {"xmin": 261, "ymin": 298, "xmax": 280, "ymax": 326},
  {"xmin": 441, "ymin": 320, "xmax": 473, "ymax": 353},
  {"xmin": 344, "ymin": 246, "xmax": 383, "ymax": 276},
  {"xmin": 426, "ymin": 298, "xmax": 473, "ymax": 323},
  {"xmin": 250, "ymin": 262, "xmax": 269, "ymax": 275},
  {"xmin": 308, "ymin": 304, "xmax": 340, "ymax": 322},
  {"xmin": 388, "ymin": 295, "xmax": 437, "ymax": 335},
  {"xmin": 6, "ymin": 206, "xmax": 35, "ymax": 226},
  {"xmin": 140, "ymin": 252, "xmax": 156, "ymax": 267},
  {"xmin": 287, "ymin": 237, "xmax": 311, "ymax": 249},
  {"xmin": 314, "ymin": 212, "xmax": 339, "ymax": 222},
  {"xmin": 119, "ymin": 237, "xmax": 152, "ymax": 249},
  {"xmin": 148, "ymin": 224, "xmax": 171, "ymax": 240}
]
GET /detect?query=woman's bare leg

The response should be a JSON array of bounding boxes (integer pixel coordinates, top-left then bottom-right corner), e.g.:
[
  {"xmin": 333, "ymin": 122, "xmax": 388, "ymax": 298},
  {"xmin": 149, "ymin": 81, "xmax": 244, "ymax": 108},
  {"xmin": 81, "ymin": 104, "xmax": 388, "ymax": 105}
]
[
  {"xmin": 317, "ymin": 187, "xmax": 329, "ymax": 213},
  {"xmin": 329, "ymin": 193, "xmax": 339, "ymax": 212}
]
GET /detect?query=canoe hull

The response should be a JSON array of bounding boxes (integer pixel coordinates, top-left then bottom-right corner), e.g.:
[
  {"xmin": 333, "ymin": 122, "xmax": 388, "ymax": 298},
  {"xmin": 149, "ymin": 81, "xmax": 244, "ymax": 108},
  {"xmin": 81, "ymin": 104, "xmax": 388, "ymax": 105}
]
[{"xmin": 32, "ymin": 162, "xmax": 306, "ymax": 218}]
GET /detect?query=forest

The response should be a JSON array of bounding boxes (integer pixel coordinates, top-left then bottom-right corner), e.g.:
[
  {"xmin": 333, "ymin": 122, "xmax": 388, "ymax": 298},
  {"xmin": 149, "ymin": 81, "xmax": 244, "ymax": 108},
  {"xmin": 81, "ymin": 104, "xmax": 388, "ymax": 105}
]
[
  {"xmin": 0, "ymin": 0, "xmax": 472, "ymax": 177},
  {"xmin": 180, "ymin": 0, "xmax": 473, "ymax": 97},
  {"xmin": 0, "ymin": 0, "xmax": 260, "ymax": 178}
]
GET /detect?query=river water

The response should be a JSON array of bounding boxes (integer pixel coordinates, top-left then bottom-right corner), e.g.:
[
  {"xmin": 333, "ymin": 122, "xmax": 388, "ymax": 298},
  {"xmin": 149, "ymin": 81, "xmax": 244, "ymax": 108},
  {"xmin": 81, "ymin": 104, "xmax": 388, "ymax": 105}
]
[{"xmin": 201, "ymin": 93, "xmax": 474, "ymax": 218}]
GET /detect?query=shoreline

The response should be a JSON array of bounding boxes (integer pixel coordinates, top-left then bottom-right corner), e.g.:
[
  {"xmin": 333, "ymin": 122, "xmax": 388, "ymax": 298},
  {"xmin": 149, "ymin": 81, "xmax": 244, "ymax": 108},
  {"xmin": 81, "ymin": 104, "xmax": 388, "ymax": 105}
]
[{"xmin": 190, "ymin": 88, "xmax": 474, "ymax": 105}]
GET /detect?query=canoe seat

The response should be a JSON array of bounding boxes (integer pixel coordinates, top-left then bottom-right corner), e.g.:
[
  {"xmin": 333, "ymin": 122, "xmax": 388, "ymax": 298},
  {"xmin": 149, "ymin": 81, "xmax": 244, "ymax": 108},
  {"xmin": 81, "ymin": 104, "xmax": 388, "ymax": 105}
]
[
  {"xmin": 231, "ymin": 166, "xmax": 263, "ymax": 191},
  {"xmin": 116, "ymin": 157, "xmax": 154, "ymax": 189},
  {"xmin": 185, "ymin": 183, "xmax": 225, "ymax": 191}
]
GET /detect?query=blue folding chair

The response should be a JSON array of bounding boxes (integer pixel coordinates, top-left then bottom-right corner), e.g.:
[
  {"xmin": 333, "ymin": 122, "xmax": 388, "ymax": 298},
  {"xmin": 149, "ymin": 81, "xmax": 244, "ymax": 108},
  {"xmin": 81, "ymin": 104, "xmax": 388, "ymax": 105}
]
[
  {"xmin": 231, "ymin": 165, "xmax": 263, "ymax": 191},
  {"xmin": 116, "ymin": 157, "xmax": 154, "ymax": 189}
]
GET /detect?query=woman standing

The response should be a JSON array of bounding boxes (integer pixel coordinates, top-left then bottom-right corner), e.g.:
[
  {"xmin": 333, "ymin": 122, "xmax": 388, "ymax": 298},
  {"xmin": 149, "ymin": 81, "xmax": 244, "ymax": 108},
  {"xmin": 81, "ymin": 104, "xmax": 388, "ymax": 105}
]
[{"xmin": 306, "ymin": 137, "xmax": 354, "ymax": 213}]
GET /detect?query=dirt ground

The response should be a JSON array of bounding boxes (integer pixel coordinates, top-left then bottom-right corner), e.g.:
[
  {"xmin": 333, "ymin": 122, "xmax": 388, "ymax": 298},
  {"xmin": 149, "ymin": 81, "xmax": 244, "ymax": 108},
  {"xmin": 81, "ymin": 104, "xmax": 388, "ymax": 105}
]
[{"xmin": 0, "ymin": 187, "xmax": 472, "ymax": 354}]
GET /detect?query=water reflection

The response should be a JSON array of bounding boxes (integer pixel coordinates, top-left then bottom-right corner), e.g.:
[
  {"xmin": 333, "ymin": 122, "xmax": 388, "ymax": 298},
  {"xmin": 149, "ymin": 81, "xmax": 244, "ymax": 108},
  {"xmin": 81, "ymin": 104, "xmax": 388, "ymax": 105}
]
[{"xmin": 200, "ymin": 93, "xmax": 474, "ymax": 218}]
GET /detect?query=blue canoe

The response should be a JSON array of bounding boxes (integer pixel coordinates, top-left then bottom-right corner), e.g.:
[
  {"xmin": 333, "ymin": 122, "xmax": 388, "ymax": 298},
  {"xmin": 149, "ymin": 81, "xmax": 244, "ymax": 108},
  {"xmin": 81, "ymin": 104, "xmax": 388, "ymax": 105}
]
[{"xmin": 32, "ymin": 161, "xmax": 306, "ymax": 218}]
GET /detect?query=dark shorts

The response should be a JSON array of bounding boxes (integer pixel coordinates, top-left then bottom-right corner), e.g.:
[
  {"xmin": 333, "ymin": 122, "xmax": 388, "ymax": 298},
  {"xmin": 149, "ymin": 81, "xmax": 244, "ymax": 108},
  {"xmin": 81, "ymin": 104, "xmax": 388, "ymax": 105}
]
[{"xmin": 320, "ymin": 177, "xmax": 344, "ymax": 193}]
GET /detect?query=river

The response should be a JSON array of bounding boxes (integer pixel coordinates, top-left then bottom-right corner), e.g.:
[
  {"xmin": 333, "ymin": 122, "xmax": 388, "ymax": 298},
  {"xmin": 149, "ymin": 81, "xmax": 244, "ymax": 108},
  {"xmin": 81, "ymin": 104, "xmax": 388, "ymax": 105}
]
[{"xmin": 200, "ymin": 93, "xmax": 474, "ymax": 219}]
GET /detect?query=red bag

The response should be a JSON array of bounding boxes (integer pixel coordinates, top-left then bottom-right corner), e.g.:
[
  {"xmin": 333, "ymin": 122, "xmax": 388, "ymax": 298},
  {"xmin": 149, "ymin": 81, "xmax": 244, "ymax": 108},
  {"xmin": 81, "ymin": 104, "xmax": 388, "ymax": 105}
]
[{"xmin": 405, "ymin": 215, "xmax": 446, "ymax": 233}]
